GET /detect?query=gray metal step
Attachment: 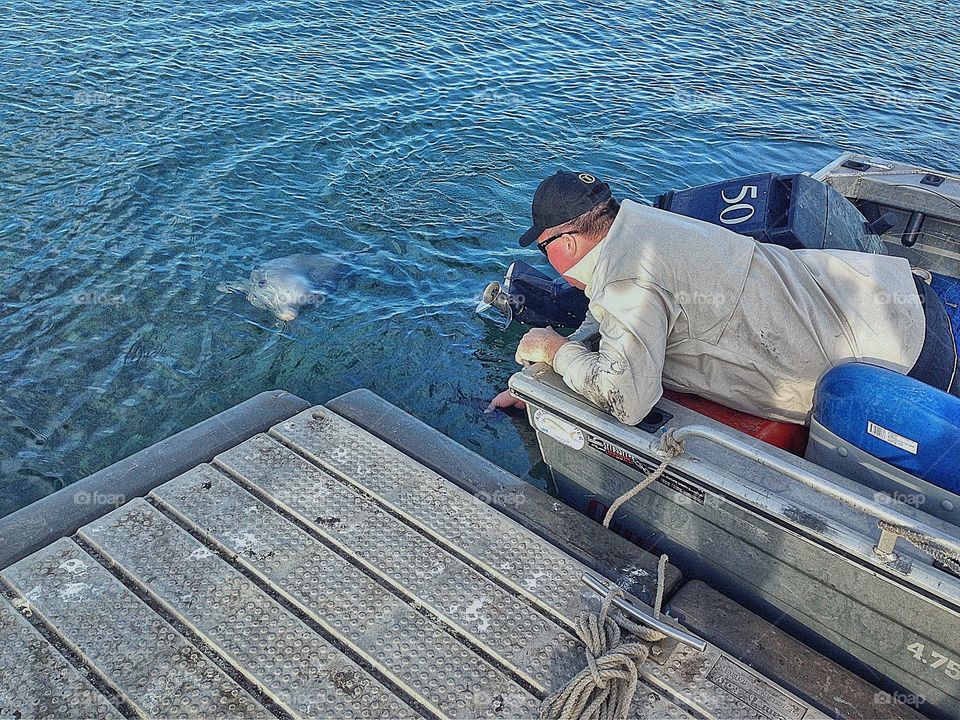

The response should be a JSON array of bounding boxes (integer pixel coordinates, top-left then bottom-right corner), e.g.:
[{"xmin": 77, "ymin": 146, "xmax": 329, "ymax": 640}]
[
  {"xmin": 271, "ymin": 409, "xmax": 594, "ymax": 629},
  {"xmin": 0, "ymin": 595, "xmax": 119, "ymax": 719},
  {"xmin": 77, "ymin": 499, "xmax": 419, "ymax": 720},
  {"xmin": 147, "ymin": 467, "xmax": 540, "ymax": 718},
  {"xmin": 325, "ymin": 388, "xmax": 682, "ymax": 607},
  {"xmin": 1, "ymin": 540, "xmax": 271, "ymax": 718},
  {"xmin": 208, "ymin": 433, "xmax": 585, "ymax": 694}
]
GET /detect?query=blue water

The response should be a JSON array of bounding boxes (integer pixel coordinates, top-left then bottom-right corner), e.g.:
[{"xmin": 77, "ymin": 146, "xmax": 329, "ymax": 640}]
[{"xmin": 1, "ymin": 0, "xmax": 958, "ymax": 517}]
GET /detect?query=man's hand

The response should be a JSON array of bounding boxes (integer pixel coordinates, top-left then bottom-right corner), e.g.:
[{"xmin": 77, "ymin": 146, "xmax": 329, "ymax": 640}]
[
  {"xmin": 515, "ymin": 326, "xmax": 568, "ymax": 366},
  {"xmin": 485, "ymin": 389, "xmax": 526, "ymax": 414}
]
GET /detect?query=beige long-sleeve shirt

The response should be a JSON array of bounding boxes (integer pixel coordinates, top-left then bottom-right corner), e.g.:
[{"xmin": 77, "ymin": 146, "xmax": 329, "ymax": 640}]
[{"xmin": 552, "ymin": 199, "xmax": 926, "ymax": 425}]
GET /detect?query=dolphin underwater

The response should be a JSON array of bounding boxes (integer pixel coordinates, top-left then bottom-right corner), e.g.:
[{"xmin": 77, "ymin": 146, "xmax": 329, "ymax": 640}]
[{"xmin": 218, "ymin": 253, "xmax": 344, "ymax": 322}]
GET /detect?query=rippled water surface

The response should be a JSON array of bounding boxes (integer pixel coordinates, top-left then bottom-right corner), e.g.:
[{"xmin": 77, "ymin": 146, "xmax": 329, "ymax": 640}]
[{"xmin": 2, "ymin": 0, "xmax": 958, "ymax": 516}]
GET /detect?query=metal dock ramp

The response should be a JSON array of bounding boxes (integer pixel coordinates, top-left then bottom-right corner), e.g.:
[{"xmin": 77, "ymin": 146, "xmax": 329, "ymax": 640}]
[{"xmin": 2, "ymin": 401, "xmax": 836, "ymax": 718}]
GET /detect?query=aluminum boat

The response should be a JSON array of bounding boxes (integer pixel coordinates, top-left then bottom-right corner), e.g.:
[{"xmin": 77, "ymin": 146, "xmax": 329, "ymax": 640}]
[{"xmin": 505, "ymin": 154, "xmax": 960, "ymax": 718}]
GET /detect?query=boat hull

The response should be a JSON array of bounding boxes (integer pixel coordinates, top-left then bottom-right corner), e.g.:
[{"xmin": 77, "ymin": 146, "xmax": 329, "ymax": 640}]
[{"xmin": 512, "ymin": 373, "xmax": 960, "ymax": 718}]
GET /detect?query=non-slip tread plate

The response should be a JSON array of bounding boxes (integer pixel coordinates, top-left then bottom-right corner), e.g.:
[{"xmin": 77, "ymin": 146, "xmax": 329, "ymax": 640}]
[
  {"xmin": 210, "ymin": 435, "xmax": 583, "ymax": 694},
  {"xmin": 0, "ymin": 594, "xmax": 119, "ymax": 719},
  {"xmin": 644, "ymin": 643, "xmax": 816, "ymax": 720},
  {"xmin": 271, "ymin": 410, "xmax": 591, "ymax": 626},
  {"xmin": 1, "ymin": 539, "xmax": 270, "ymax": 719},
  {"xmin": 78, "ymin": 499, "xmax": 417, "ymax": 720},
  {"xmin": 149, "ymin": 464, "xmax": 540, "ymax": 718}
]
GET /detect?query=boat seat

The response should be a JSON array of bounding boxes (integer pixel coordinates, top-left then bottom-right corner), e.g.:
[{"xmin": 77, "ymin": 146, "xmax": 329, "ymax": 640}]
[{"xmin": 805, "ymin": 362, "xmax": 960, "ymax": 525}]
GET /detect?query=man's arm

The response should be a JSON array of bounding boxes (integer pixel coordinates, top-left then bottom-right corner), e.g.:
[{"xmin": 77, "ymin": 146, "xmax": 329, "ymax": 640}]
[
  {"xmin": 568, "ymin": 309, "xmax": 600, "ymax": 344},
  {"xmin": 552, "ymin": 281, "xmax": 676, "ymax": 425}
]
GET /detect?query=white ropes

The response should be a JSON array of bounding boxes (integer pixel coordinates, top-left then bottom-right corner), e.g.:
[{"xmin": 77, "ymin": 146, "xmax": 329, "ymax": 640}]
[
  {"xmin": 540, "ymin": 439, "xmax": 684, "ymax": 719},
  {"xmin": 540, "ymin": 556, "xmax": 671, "ymax": 720},
  {"xmin": 878, "ymin": 520, "xmax": 960, "ymax": 575},
  {"xmin": 603, "ymin": 438, "xmax": 684, "ymax": 529}
]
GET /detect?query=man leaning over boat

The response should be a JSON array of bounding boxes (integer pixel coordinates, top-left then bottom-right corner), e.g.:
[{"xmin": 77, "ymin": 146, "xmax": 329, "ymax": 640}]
[{"xmin": 489, "ymin": 171, "xmax": 959, "ymax": 424}]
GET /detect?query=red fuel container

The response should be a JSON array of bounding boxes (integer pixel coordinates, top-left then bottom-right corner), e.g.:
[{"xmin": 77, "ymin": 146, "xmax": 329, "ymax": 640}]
[{"xmin": 663, "ymin": 390, "xmax": 809, "ymax": 455}]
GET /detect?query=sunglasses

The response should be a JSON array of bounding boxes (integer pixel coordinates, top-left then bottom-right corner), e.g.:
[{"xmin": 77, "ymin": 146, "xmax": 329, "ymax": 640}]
[{"xmin": 537, "ymin": 231, "xmax": 577, "ymax": 256}]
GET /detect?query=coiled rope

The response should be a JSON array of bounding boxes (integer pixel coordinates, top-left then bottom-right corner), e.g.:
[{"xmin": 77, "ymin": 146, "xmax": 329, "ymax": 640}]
[
  {"xmin": 603, "ymin": 437, "xmax": 684, "ymax": 529},
  {"xmin": 878, "ymin": 520, "xmax": 960, "ymax": 575},
  {"xmin": 540, "ymin": 555, "xmax": 670, "ymax": 720}
]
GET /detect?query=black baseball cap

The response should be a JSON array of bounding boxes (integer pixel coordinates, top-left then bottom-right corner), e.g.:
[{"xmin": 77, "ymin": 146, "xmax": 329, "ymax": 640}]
[{"xmin": 518, "ymin": 170, "xmax": 612, "ymax": 247}]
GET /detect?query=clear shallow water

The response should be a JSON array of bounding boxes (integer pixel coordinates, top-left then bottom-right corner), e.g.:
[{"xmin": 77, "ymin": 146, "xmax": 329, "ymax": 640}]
[{"xmin": 1, "ymin": 0, "xmax": 958, "ymax": 517}]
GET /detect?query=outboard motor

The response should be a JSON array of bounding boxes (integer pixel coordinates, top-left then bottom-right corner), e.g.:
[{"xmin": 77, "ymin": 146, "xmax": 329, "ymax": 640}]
[
  {"xmin": 476, "ymin": 260, "xmax": 588, "ymax": 329},
  {"xmin": 655, "ymin": 172, "xmax": 888, "ymax": 254}
]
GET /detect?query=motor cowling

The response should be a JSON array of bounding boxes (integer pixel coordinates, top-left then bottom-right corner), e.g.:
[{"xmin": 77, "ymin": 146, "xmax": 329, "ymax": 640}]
[{"xmin": 655, "ymin": 172, "xmax": 886, "ymax": 254}]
